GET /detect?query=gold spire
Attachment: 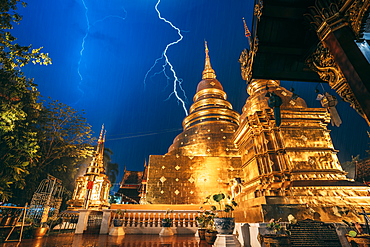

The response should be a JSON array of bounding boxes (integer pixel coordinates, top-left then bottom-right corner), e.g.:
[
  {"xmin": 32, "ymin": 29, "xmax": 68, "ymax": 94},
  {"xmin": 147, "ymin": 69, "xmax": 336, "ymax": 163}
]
[
  {"xmin": 98, "ymin": 124, "xmax": 105, "ymax": 144},
  {"xmin": 86, "ymin": 124, "xmax": 106, "ymax": 176},
  {"xmin": 202, "ymin": 41, "xmax": 216, "ymax": 79}
]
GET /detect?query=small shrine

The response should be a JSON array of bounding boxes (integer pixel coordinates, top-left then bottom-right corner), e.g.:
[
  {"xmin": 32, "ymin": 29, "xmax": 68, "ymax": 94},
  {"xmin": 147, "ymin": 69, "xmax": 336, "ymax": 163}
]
[{"xmin": 67, "ymin": 125, "xmax": 111, "ymax": 209}]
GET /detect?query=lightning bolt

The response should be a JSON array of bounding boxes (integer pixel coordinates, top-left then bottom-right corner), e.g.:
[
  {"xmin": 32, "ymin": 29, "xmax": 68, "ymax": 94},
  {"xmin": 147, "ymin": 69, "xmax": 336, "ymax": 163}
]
[
  {"xmin": 78, "ymin": 0, "xmax": 90, "ymax": 84},
  {"xmin": 144, "ymin": 0, "xmax": 188, "ymax": 116},
  {"xmin": 77, "ymin": 0, "xmax": 127, "ymax": 99}
]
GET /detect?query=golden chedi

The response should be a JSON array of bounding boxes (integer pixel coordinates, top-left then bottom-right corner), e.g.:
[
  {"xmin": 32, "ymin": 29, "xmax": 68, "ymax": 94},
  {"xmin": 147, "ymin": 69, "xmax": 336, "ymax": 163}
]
[
  {"xmin": 145, "ymin": 42, "xmax": 242, "ymax": 204},
  {"xmin": 234, "ymin": 79, "xmax": 370, "ymax": 222}
]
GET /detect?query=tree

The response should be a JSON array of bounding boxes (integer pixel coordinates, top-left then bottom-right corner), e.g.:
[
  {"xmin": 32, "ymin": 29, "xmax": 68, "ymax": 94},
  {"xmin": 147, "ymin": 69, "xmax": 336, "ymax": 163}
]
[
  {"xmin": 10, "ymin": 100, "xmax": 94, "ymax": 205},
  {"xmin": 104, "ymin": 148, "xmax": 119, "ymax": 186},
  {"xmin": 0, "ymin": 0, "xmax": 51, "ymax": 201},
  {"xmin": 36, "ymin": 100, "xmax": 94, "ymax": 170}
]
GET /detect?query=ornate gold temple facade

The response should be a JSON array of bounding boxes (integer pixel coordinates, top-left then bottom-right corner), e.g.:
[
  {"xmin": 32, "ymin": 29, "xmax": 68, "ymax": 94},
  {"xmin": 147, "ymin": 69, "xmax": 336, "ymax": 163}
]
[
  {"xmin": 234, "ymin": 79, "xmax": 370, "ymax": 222},
  {"xmin": 68, "ymin": 125, "xmax": 111, "ymax": 209},
  {"xmin": 145, "ymin": 43, "xmax": 242, "ymax": 204},
  {"xmin": 233, "ymin": 0, "xmax": 370, "ymax": 222}
]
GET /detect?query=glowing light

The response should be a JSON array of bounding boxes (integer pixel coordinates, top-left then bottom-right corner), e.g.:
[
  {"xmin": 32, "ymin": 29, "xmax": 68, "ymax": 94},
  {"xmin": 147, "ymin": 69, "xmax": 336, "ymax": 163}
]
[
  {"xmin": 144, "ymin": 0, "xmax": 188, "ymax": 116},
  {"xmin": 77, "ymin": 0, "xmax": 127, "ymax": 98}
]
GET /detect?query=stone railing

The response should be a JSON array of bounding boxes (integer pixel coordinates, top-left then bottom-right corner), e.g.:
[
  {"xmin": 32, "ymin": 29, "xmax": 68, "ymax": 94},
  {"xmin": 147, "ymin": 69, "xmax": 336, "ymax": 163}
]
[{"xmin": 99, "ymin": 209, "xmax": 199, "ymax": 234}]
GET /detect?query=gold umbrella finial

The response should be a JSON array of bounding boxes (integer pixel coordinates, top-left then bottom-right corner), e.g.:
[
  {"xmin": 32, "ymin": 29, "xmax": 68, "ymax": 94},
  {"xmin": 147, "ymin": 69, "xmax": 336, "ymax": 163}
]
[{"xmin": 202, "ymin": 40, "xmax": 216, "ymax": 79}]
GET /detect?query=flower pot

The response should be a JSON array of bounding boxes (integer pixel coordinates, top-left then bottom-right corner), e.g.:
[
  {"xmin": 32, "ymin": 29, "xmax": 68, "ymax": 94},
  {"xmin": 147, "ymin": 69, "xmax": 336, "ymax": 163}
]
[
  {"xmin": 198, "ymin": 228, "xmax": 206, "ymax": 240},
  {"xmin": 214, "ymin": 217, "xmax": 235, "ymax": 235},
  {"xmin": 205, "ymin": 230, "xmax": 218, "ymax": 245},
  {"xmin": 34, "ymin": 227, "xmax": 49, "ymax": 239},
  {"xmin": 113, "ymin": 219, "xmax": 123, "ymax": 227},
  {"xmin": 161, "ymin": 219, "xmax": 172, "ymax": 227}
]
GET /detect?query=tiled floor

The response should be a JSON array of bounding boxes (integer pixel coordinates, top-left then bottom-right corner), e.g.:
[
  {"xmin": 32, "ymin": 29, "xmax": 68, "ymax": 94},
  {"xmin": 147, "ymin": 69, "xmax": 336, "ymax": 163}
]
[{"xmin": 1, "ymin": 234, "xmax": 212, "ymax": 247}]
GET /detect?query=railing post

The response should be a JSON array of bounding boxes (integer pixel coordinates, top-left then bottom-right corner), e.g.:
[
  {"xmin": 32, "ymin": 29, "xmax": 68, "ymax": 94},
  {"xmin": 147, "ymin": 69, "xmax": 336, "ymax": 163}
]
[
  {"xmin": 100, "ymin": 209, "xmax": 111, "ymax": 234},
  {"xmin": 75, "ymin": 209, "xmax": 90, "ymax": 234}
]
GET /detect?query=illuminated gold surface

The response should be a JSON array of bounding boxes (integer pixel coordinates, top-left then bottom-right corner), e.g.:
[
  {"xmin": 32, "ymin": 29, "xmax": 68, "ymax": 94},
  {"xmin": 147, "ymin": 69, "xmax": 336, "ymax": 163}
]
[
  {"xmin": 146, "ymin": 47, "xmax": 370, "ymax": 222},
  {"xmin": 202, "ymin": 41, "xmax": 216, "ymax": 80},
  {"xmin": 145, "ymin": 44, "xmax": 242, "ymax": 204},
  {"xmin": 234, "ymin": 79, "xmax": 370, "ymax": 222}
]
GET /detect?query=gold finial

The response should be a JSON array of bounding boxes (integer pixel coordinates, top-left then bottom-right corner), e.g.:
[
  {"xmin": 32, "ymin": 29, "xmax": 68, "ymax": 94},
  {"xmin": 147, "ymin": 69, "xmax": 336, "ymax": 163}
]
[
  {"xmin": 202, "ymin": 41, "xmax": 216, "ymax": 79},
  {"xmin": 98, "ymin": 124, "xmax": 105, "ymax": 144},
  {"xmin": 242, "ymin": 17, "xmax": 252, "ymax": 48}
]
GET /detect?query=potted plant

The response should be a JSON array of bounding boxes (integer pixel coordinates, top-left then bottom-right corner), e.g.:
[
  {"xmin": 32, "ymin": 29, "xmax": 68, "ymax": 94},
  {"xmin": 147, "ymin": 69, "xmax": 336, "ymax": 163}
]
[
  {"xmin": 109, "ymin": 209, "xmax": 126, "ymax": 236},
  {"xmin": 204, "ymin": 192, "xmax": 237, "ymax": 235},
  {"xmin": 23, "ymin": 219, "xmax": 49, "ymax": 239},
  {"xmin": 161, "ymin": 209, "xmax": 173, "ymax": 227},
  {"xmin": 205, "ymin": 229, "xmax": 218, "ymax": 244},
  {"xmin": 159, "ymin": 209, "xmax": 174, "ymax": 236},
  {"xmin": 261, "ymin": 218, "xmax": 291, "ymax": 246},
  {"xmin": 113, "ymin": 209, "xmax": 125, "ymax": 227},
  {"xmin": 34, "ymin": 223, "xmax": 49, "ymax": 239},
  {"xmin": 267, "ymin": 218, "xmax": 283, "ymax": 233},
  {"xmin": 46, "ymin": 215, "xmax": 62, "ymax": 230},
  {"xmin": 204, "ymin": 218, "xmax": 218, "ymax": 245},
  {"xmin": 196, "ymin": 207, "xmax": 215, "ymax": 240}
]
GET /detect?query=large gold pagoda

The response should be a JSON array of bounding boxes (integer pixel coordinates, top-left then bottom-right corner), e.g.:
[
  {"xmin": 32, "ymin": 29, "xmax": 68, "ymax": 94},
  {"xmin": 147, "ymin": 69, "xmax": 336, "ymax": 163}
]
[
  {"xmin": 145, "ymin": 42, "xmax": 242, "ymax": 204},
  {"xmin": 68, "ymin": 125, "xmax": 111, "ymax": 209},
  {"xmin": 234, "ymin": 79, "xmax": 370, "ymax": 222},
  {"xmin": 142, "ymin": 43, "xmax": 370, "ymax": 223}
]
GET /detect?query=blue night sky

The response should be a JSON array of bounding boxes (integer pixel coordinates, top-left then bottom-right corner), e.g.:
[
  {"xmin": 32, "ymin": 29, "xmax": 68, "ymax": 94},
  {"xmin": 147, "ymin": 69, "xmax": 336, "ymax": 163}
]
[{"xmin": 13, "ymin": 0, "xmax": 369, "ymax": 191}]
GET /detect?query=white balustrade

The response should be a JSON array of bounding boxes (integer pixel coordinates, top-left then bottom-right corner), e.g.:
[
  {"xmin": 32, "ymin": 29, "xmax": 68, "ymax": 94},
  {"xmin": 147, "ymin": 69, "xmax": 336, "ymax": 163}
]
[{"xmin": 100, "ymin": 209, "xmax": 201, "ymax": 235}]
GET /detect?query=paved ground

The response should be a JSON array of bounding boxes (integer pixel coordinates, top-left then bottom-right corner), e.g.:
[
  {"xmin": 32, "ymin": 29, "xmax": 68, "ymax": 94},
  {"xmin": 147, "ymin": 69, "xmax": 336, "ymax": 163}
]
[{"xmin": 1, "ymin": 234, "xmax": 211, "ymax": 247}]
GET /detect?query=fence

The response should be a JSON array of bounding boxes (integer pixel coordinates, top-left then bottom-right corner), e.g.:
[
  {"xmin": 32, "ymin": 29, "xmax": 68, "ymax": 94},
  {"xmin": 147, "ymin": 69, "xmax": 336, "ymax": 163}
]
[
  {"xmin": 0, "ymin": 204, "xmax": 28, "ymax": 242},
  {"xmin": 48, "ymin": 211, "xmax": 79, "ymax": 234}
]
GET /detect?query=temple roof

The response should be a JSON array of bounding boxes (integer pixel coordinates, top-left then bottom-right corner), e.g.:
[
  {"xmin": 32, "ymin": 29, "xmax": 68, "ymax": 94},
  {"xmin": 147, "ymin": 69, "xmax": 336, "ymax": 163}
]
[
  {"xmin": 246, "ymin": 0, "xmax": 321, "ymax": 82},
  {"xmin": 120, "ymin": 170, "xmax": 143, "ymax": 186}
]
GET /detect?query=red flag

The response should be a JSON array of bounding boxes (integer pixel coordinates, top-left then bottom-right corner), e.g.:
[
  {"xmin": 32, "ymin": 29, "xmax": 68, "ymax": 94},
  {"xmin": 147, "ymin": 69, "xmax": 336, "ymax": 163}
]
[
  {"xmin": 87, "ymin": 181, "xmax": 94, "ymax": 189},
  {"xmin": 243, "ymin": 17, "xmax": 251, "ymax": 37}
]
